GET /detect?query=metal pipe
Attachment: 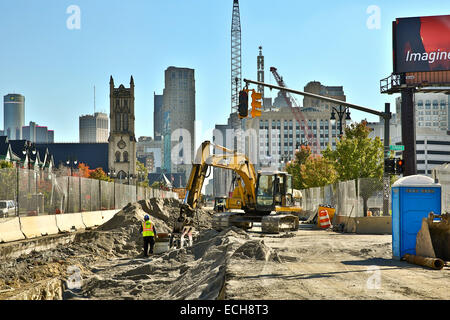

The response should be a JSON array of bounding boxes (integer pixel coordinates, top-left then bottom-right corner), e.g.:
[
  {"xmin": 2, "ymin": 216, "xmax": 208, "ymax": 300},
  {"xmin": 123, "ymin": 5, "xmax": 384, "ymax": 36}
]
[{"xmin": 403, "ymin": 254, "xmax": 445, "ymax": 270}]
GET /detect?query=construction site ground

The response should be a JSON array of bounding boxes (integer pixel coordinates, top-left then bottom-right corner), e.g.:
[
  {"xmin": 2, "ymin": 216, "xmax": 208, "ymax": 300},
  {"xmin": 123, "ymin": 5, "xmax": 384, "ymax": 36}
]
[{"xmin": 0, "ymin": 200, "xmax": 449, "ymax": 300}]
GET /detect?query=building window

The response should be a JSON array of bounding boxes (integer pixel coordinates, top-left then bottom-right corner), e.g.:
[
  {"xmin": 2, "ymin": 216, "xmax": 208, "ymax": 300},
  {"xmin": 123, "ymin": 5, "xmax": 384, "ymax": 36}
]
[
  {"xmin": 115, "ymin": 151, "xmax": 121, "ymax": 162},
  {"xmin": 116, "ymin": 114, "xmax": 121, "ymax": 131},
  {"xmin": 123, "ymin": 151, "xmax": 129, "ymax": 163}
]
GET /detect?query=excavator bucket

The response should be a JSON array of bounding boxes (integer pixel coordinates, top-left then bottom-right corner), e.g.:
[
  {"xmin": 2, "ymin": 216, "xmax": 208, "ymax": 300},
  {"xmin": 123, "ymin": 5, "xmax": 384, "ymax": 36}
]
[
  {"xmin": 416, "ymin": 213, "xmax": 450, "ymax": 262},
  {"xmin": 261, "ymin": 214, "xmax": 299, "ymax": 234}
]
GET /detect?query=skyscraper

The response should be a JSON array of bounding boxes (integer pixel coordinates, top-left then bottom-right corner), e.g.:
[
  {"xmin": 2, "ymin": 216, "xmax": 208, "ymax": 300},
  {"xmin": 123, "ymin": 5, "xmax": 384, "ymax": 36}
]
[
  {"xmin": 22, "ymin": 121, "xmax": 55, "ymax": 143},
  {"xmin": 3, "ymin": 94, "xmax": 25, "ymax": 140},
  {"xmin": 79, "ymin": 112, "xmax": 109, "ymax": 143},
  {"xmin": 162, "ymin": 66, "xmax": 195, "ymax": 183},
  {"xmin": 153, "ymin": 93, "xmax": 163, "ymax": 139}
]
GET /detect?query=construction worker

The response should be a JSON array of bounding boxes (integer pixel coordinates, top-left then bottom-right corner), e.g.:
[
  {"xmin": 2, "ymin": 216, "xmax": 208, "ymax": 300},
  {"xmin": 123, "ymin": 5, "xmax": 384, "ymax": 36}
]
[{"xmin": 140, "ymin": 215, "xmax": 157, "ymax": 257}]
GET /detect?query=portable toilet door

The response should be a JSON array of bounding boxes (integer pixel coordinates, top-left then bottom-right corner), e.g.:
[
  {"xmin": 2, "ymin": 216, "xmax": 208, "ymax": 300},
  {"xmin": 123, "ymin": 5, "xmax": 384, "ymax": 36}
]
[{"xmin": 391, "ymin": 175, "xmax": 441, "ymax": 260}]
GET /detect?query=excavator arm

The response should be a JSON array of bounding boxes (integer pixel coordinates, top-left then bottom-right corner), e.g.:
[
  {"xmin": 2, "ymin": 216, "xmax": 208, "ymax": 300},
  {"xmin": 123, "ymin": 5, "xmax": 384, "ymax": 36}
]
[{"xmin": 181, "ymin": 140, "xmax": 257, "ymax": 218}]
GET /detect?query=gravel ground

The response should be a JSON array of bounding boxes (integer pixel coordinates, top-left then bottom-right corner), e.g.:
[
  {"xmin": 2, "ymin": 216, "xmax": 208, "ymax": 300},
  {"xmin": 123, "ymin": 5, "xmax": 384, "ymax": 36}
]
[{"xmin": 1, "ymin": 203, "xmax": 449, "ymax": 300}]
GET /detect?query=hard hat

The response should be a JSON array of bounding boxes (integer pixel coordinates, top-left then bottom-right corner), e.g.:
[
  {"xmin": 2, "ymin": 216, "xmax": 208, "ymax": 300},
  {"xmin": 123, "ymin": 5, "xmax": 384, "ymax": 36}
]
[{"xmin": 144, "ymin": 215, "xmax": 150, "ymax": 221}]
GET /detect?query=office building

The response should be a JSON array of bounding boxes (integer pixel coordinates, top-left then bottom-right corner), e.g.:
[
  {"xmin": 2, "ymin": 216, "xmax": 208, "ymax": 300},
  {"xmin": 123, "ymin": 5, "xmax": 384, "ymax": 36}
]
[
  {"xmin": 137, "ymin": 136, "xmax": 163, "ymax": 173},
  {"xmin": 161, "ymin": 67, "xmax": 196, "ymax": 184},
  {"xmin": 79, "ymin": 112, "xmax": 109, "ymax": 143},
  {"xmin": 154, "ymin": 93, "xmax": 163, "ymax": 139},
  {"xmin": 22, "ymin": 121, "xmax": 55, "ymax": 143},
  {"xmin": 3, "ymin": 94, "xmax": 25, "ymax": 140},
  {"xmin": 303, "ymin": 81, "xmax": 346, "ymax": 111}
]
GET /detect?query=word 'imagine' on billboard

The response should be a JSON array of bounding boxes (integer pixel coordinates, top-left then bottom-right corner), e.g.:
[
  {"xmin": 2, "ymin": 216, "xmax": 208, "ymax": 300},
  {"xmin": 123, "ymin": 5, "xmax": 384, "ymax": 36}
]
[{"xmin": 393, "ymin": 14, "xmax": 450, "ymax": 74}]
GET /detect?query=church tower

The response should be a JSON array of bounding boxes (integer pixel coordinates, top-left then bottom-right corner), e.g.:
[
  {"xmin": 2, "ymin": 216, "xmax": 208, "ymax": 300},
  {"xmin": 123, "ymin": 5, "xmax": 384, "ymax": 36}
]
[{"xmin": 108, "ymin": 76, "xmax": 137, "ymax": 181}]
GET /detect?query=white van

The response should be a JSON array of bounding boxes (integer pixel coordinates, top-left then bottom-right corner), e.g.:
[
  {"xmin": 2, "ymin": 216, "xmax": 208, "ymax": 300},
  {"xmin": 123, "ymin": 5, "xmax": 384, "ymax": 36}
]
[{"xmin": 0, "ymin": 200, "xmax": 16, "ymax": 218}]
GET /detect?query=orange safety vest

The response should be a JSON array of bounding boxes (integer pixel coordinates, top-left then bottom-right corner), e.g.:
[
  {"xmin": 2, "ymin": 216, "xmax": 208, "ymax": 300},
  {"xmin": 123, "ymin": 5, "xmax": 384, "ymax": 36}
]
[{"xmin": 142, "ymin": 221, "xmax": 154, "ymax": 237}]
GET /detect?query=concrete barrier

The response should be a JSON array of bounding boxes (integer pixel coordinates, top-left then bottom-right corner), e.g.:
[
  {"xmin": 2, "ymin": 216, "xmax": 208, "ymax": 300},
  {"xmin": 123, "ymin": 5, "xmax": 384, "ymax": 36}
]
[
  {"xmin": 0, "ymin": 217, "xmax": 25, "ymax": 243},
  {"xmin": 20, "ymin": 215, "xmax": 60, "ymax": 239},
  {"xmin": 56, "ymin": 213, "xmax": 86, "ymax": 233},
  {"xmin": 81, "ymin": 211, "xmax": 104, "ymax": 228},
  {"xmin": 355, "ymin": 216, "xmax": 392, "ymax": 234}
]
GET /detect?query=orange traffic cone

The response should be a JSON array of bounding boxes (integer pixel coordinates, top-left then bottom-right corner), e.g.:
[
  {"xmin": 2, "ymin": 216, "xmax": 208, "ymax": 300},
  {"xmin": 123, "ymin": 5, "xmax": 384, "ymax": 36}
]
[{"xmin": 318, "ymin": 209, "xmax": 331, "ymax": 229}]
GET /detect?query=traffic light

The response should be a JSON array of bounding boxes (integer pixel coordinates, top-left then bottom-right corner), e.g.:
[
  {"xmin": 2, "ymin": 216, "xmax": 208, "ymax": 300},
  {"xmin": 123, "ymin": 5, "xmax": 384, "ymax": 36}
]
[
  {"xmin": 238, "ymin": 90, "xmax": 249, "ymax": 119},
  {"xmin": 384, "ymin": 158, "xmax": 395, "ymax": 175},
  {"xmin": 395, "ymin": 158, "xmax": 405, "ymax": 175},
  {"xmin": 251, "ymin": 91, "xmax": 262, "ymax": 118}
]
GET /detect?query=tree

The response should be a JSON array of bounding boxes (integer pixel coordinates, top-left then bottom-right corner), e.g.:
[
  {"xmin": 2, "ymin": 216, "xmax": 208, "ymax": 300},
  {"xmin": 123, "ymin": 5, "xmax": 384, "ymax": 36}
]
[
  {"xmin": 285, "ymin": 145, "xmax": 311, "ymax": 189},
  {"xmin": 323, "ymin": 121, "xmax": 384, "ymax": 216},
  {"xmin": 151, "ymin": 181, "xmax": 163, "ymax": 189},
  {"xmin": 89, "ymin": 168, "xmax": 111, "ymax": 181},
  {"xmin": 0, "ymin": 160, "xmax": 14, "ymax": 169},
  {"xmin": 300, "ymin": 155, "xmax": 338, "ymax": 189},
  {"xmin": 77, "ymin": 163, "xmax": 91, "ymax": 178},
  {"xmin": 136, "ymin": 160, "xmax": 149, "ymax": 187}
]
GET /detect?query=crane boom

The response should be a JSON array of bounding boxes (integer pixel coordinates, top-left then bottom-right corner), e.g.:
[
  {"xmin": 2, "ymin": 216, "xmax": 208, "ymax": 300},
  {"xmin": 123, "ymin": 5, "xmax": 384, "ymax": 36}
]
[{"xmin": 269, "ymin": 67, "xmax": 319, "ymax": 153}]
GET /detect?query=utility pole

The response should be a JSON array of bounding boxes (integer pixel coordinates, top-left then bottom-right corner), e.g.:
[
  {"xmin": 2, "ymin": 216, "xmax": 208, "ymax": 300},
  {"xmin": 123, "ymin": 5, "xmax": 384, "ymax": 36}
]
[{"xmin": 401, "ymin": 88, "xmax": 417, "ymax": 176}]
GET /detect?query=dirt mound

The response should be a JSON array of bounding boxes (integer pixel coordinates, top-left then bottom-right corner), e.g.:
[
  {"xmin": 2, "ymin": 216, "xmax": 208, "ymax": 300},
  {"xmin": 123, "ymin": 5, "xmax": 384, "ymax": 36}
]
[
  {"xmin": 63, "ymin": 227, "xmax": 269, "ymax": 300},
  {"xmin": 232, "ymin": 240, "xmax": 273, "ymax": 261},
  {"xmin": 0, "ymin": 199, "xmax": 214, "ymax": 297}
]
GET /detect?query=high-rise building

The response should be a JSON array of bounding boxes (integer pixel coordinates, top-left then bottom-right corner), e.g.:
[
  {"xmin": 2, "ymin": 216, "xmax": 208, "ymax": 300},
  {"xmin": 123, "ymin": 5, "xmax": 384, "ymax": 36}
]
[
  {"xmin": 108, "ymin": 76, "xmax": 137, "ymax": 180},
  {"xmin": 244, "ymin": 107, "xmax": 340, "ymax": 171},
  {"xmin": 79, "ymin": 112, "xmax": 109, "ymax": 143},
  {"xmin": 367, "ymin": 92, "xmax": 450, "ymax": 176},
  {"xmin": 153, "ymin": 93, "xmax": 163, "ymax": 139},
  {"xmin": 3, "ymin": 94, "xmax": 25, "ymax": 140},
  {"xmin": 22, "ymin": 121, "xmax": 55, "ymax": 143},
  {"xmin": 303, "ymin": 81, "xmax": 346, "ymax": 111},
  {"xmin": 137, "ymin": 136, "xmax": 163, "ymax": 173},
  {"xmin": 162, "ymin": 66, "xmax": 195, "ymax": 184},
  {"xmin": 396, "ymin": 92, "xmax": 449, "ymax": 133}
]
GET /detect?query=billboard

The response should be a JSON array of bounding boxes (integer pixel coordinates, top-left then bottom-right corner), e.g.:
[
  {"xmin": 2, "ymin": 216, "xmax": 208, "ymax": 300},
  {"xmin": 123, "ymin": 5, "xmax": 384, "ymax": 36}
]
[{"xmin": 393, "ymin": 15, "xmax": 450, "ymax": 74}]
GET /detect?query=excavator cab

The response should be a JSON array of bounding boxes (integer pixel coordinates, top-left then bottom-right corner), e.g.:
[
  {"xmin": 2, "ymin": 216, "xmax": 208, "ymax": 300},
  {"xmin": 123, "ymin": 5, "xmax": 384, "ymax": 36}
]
[{"xmin": 255, "ymin": 171, "xmax": 294, "ymax": 213}]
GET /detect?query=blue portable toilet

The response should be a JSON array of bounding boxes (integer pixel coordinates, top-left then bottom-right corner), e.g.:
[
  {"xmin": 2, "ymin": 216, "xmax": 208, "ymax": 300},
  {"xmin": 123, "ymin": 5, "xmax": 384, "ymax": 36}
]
[{"xmin": 391, "ymin": 175, "xmax": 441, "ymax": 260}]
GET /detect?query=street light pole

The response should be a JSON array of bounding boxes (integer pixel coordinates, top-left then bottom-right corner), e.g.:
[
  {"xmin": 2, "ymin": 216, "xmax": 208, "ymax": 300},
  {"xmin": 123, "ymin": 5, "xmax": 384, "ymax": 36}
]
[{"xmin": 330, "ymin": 105, "xmax": 351, "ymax": 137}]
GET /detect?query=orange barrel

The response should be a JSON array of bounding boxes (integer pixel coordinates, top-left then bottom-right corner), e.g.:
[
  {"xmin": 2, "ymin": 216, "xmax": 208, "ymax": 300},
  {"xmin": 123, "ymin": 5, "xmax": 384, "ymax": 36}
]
[
  {"xmin": 318, "ymin": 209, "xmax": 331, "ymax": 229},
  {"xmin": 317, "ymin": 205, "xmax": 336, "ymax": 225}
]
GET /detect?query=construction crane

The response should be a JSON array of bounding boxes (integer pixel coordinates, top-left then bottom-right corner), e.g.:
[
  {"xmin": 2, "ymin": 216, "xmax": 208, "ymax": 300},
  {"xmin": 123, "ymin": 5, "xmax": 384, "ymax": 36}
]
[{"xmin": 269, "ymin": 67, "xmax": 320, "ymax": 154}]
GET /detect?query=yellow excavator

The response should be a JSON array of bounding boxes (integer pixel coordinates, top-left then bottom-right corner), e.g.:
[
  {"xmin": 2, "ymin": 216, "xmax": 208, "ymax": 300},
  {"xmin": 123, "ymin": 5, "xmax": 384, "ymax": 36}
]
[{"xmin": 177, "ymin": 141, "xmax": 300, "ymax": 234}]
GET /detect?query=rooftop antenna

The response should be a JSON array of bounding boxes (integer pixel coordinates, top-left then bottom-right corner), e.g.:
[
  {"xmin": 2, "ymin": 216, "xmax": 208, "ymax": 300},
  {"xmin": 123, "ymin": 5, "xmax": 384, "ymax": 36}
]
[{"xmin": 94, "ymin": 85, "xmax": 96, "ymax": 114}]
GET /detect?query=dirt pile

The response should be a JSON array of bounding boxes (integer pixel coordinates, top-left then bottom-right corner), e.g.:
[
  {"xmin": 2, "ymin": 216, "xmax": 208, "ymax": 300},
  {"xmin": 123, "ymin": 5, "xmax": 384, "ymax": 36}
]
[
  {"xmin": 64, "ymin": 227, "xmax": 280, "ymax": 300},
  {"xmin": 0, "ymin": 198, "xmax": 213, "ymax": 298}
]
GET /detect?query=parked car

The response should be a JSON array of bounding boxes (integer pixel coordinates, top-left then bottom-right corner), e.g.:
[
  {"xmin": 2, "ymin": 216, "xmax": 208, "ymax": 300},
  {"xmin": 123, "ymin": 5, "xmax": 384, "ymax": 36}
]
[{"xmin": 0, "ymin": 200, "xmax": 16, "ymax": 218}]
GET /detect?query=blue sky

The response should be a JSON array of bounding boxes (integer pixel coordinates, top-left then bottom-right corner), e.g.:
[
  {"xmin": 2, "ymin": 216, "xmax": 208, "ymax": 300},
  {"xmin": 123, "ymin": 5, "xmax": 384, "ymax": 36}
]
[{"xmin": 0, "ymin": 0, "xmax": 449, "ymax": 143}]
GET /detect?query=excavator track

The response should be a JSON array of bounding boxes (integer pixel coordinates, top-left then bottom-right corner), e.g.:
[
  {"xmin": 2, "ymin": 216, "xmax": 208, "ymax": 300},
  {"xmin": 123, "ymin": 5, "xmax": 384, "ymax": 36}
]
[{"xmin": 212, "ymin": 212, "xmax": 299, "ymax": 234}]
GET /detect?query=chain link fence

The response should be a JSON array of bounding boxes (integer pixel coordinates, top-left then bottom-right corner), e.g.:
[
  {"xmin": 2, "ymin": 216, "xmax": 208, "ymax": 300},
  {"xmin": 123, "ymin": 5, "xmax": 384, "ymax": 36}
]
[
  {"xmin": 0, "ymin": 167, "xmax": 178, "ymax": 218},
  {"xmin": 300, "ymin": 177, "xmax": 388, "ymax": 218}
]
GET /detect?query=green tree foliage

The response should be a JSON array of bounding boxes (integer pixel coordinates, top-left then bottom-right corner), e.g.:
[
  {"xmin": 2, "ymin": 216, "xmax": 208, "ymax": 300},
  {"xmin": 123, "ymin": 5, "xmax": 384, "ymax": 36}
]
[
  {"xmin": 322, "ymin": 121, "xmax": 384, "ymax": 216},
  {"xmin": 89, "ymin": 167, "xmax": 111, "ymax": 181},
  {"xmin": 285, "ymin": 145, "xmax": 311, "ymax": 189},
  {"xmin": 136, "ymin": 161, "xmax": 149, "ymax": 187},
  {"xmin": 300, "ymin": 155, "xmax": 337, "ymax": 188},
  {"xmin": 0, "ymin": 160, "xmax": 14, "ymax": 169},
  {"xmin": 322, "ymin": 121, "xmax": 383, "ymax": 181}
]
